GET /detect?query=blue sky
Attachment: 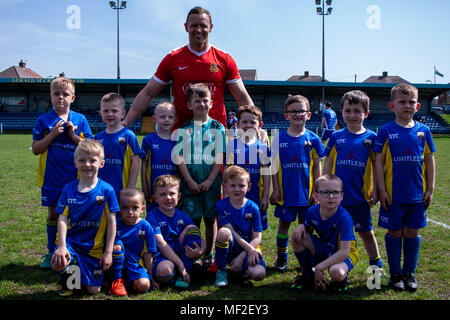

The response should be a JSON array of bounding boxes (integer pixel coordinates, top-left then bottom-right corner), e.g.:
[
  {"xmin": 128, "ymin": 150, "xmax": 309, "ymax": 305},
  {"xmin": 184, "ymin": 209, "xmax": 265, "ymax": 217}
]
[{"xmin": 0, "ymin": 0, "xmax": 448, "ymax": 84}]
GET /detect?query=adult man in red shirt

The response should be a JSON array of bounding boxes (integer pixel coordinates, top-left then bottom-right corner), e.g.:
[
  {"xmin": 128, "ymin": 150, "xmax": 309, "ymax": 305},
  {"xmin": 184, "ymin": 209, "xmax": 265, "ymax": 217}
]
[{"xmin": 122, "ymin": 6, "xmax": 253, "ymax": 130}]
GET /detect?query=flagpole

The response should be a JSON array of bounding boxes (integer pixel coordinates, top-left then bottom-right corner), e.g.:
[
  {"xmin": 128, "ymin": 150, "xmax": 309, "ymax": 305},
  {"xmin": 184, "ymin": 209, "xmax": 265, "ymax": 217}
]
[{"xmin": 434, "ymin": 66, "xmax": 436, "ymax": 84}]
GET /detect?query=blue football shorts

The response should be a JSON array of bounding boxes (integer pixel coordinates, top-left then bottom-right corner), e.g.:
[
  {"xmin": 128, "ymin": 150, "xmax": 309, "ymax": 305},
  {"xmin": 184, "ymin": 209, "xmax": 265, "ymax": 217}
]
[
  {"xmin": 41, "ymin": 188, "xmax": 61, "ymax": 207},
  {"xmin": 226, "ymin": 232, "xmax": 266, "ymax": 271},
  {"xmin": 310, "ymin": 234, "xmax": 354, "ymax": 273},
  {"xmin": 343, "ymin": 203, "xmax": 373, "ymax": 232},
  {"xmin": 321, "ymin": 129, "xmax": 334, "ymax": 141},
  {"xmin": 378, "ymin": 202, "xmax": 426, "ymax": 231},
  {"xmin": 51, "ymin": 241, "xmax": 104, "ymax": 287},
  {"xmin": 274, "ymin": 205, "xmax": 309, "ymax": 223}
]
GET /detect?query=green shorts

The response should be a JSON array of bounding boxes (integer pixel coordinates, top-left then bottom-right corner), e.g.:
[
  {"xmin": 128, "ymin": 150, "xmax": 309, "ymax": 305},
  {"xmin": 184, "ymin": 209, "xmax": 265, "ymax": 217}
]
[{"xmin": 181, "ymin": 177, "xmax": 221, "ymax": 221}]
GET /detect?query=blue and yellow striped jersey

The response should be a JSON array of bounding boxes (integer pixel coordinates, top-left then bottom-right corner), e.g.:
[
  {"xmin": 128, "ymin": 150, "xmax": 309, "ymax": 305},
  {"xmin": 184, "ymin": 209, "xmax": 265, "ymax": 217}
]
[
  {"xmin": 216, "ymin": 197, "xmax": 263, "ymax": 243},
  {"xmin": 322, "ymin": 109, "xmax": 337, "ymax": 130},
  {"xmin": 373, "ymin": 121, "xmax": 436, "ymax": 203},
  {"xmin": 325, "ymin": 128, "xmax": 376, "ymax": 206},
  {"xmin": 225, "ymin": 138, "xmax": 270, "ymax": 206},
  {"xmin": 270, "ymin": 129, "xmax": 325, "ymax": 206},
  {"xmin": 140, "ymin": 132, "xmax": 177, "ymax": 197},
  {"xmin": 304, "ymin": 204, "xmax": 359, "ymax": 266},
  {"xmin": 33, "ymin": 109, "xmax": 93, "ymax": 191},
  {"xmin": 116, "ymin": 218, "xmax": 158, "ymax": 266},
  {"xmin": 94, "ymin": 127, "xmax": 141, "ymax": 198},
  {"xmin": 146, "ymin": 207, "xmax": 194, "ymax": 249},
  {"xmin": 55, "ymin": 178, "xmax": 120, "ymax": 259}
]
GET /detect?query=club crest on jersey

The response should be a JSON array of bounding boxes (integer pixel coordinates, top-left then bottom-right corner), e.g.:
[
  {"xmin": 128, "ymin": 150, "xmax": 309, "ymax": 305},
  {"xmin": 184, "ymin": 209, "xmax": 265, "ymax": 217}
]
[
  {"xmin": 177, "ymin": 219, "xmax": 185, "ymax": 228},
  {"xmin": 244, "ymin": 212, "xmax": 253, "ymax": 221},
  {"xmin": 363, "ymin": 138, "xmax": 372, "ymax": 148},
  {"xmin": 118, "ymin": 137, "xmax": 126, "ymax": 145},
  {"xmin": 304, "ymin": 140, "xmax": 312, "ymax": 149},
  {"xmin": 96, "ymin": 196, "xmax": 105, "ymax": 205},
  {"xmin": 209, "ymin": 63, "xmax": 218, "ymax": 73},
  {"xmin": 417, "ymin": 132, "xmax": 425, "ymax": 140},
  {"xmin": 138, "ymin": 230, "xmax": 145, "ymax": 240}
]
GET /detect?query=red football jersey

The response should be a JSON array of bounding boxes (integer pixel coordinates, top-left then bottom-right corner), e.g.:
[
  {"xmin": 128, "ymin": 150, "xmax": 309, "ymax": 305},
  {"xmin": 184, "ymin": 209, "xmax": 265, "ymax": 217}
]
[{"xmin": 153, "ymin": 44, "xmax": 241, "ymax": 129}]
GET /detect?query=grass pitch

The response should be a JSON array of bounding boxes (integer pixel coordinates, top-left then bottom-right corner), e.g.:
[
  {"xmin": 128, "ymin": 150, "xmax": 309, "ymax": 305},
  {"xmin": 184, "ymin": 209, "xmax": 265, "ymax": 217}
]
[{"xmin": 0, "ymin": 134, "xmax": 448, "ymax": 301}]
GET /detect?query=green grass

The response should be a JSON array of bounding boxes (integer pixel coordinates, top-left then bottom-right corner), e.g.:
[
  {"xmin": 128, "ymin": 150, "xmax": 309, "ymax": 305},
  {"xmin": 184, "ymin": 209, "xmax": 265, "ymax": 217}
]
[
  {"xmin": 0, "ymin": 134, "xmax": 449, "ymax": 301},
  {"xmin": 440, "ymin": 114, "xmax": 450, "ymax": 125}
]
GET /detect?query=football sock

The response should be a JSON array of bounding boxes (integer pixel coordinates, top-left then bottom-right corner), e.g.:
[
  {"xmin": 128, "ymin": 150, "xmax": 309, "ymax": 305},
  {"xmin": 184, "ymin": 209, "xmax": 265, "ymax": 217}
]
[
  {"xmin": 181, "ymin": 226, "xmax": 202, "ymax": 273},
  {"xmin": 369, "ymin": 255, "xmax": 384, "ymax": 269},
  {"xmin": 47, "ymin": 219, "xmax": 57, "ymax": 253},
  {"xmin": 157, "ymin": 270, "xmax": 176, "ymax": 285},
  {"xmin": 402, "ymin": 236, "xmax": 421, "ymax": 274},
  {"xmin": 294, "ymin": 250, "xmax": 314, "ymax": 278},
  {"xmin": 385, "ymin": 234, "xmax": 402, "ymax": 275},
  {"xmin": 214, "ymin": 239, "xmax": 229, "ymax": 270},
  {"xmin": 276, "ymin": 233, "xmax": 289, "ymax": 262},
  {"xmin": 110, "ymin": 245, "xmax": 125, "ymax": 280}
]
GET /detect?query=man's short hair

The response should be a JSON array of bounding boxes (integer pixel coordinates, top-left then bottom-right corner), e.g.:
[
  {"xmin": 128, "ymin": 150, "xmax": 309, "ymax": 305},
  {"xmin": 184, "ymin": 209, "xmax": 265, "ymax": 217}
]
[
  {"xmin": 186, "ymin": 6, "xmax": 212, "ymax": 24},
  {"xmin": 284, "ymin": 94, "xmax": 310, "ymax": 112},
  {"xmin": 50, "ymin": 76, "xmax": 75, "ymax": 95},
  {"xmin": 341, "ymin": 90, "xmax": 370, "ymax": 113},
  {"xmin": 186, "ymin": 83, "xmax": 211, "ymax": 102},
  {"xmin": 391, "ymin": 83, "xmax": 418, "ymax": 101},
  {"xmin": 314, "ymin": 174, "xmax": 343, "ymax": 192},
  {"xmin": 153, "ymin": 174, "xmax": 180, "ymax": 193},
  {"xmin": 100, "ymin": 92, "xmax": 124, "ymax": 109},
  {"xmin": 223, "ymin": 165, "xmax": 251, "ymax": 184},
  {"xmin": 325, "ymin": 102, "xmax": 332, "ymax": 108},
  {"xmin": 74, "ymin": 139, "xmax": 104, "ymax": 161},
  {"xmin": 237, "ymin": 105, "xmax": 263, "ymax": 123},
  {"xmin": 119, "ymin": 187, "xmax": 145, "ymax": 205}
]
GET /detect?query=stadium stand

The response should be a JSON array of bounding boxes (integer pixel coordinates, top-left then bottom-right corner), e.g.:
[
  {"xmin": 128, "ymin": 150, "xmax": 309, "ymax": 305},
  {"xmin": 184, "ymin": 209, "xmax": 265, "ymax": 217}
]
[
  {"xmin": 0, "ymin": 112, "xmax": 142, "ymax": 134},
  {"xmin": 0, "ymin": 75, "xmax": 449, "ymax": 135},
  {"xmin": 0, "ymin": 110, "xmax": 446, "ymax": 135},
  {"xmin": 258, "ymin": 111, "xmax": 449, "ymax": 135}
]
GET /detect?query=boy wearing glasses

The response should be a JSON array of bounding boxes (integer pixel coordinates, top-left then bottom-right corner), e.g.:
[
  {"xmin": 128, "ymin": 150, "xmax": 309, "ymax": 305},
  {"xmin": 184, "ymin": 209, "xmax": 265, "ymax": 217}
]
[
  {"xmin": 269, "ymin": 95, "xmax": 324, "ymax": 273},
  {"xmin": 290, "ymin": 174, "xmax": 359, "ymax": 293},
  {"xmin": 323, "ymin": 90, "xmax": 387, "ymax": 285}
]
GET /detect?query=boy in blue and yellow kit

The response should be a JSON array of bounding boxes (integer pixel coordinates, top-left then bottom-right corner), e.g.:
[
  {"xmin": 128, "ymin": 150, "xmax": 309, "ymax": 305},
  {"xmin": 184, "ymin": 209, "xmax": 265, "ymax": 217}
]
[
  {"xmin": 214, "ymin": 165, "xmax": 266, "ymax": 287},
  {"xmin": 51, "ymin": 139, "xmax": 119, "ymax": 296},
  {"xmin": 225, "ymin": 105, "xmax": 271, "ymax": 231},
  {"xmin": 32, "ymin": 76, "xmax": 93, "ymax": 269},
  {"xmin": 112, "ymin": 187, "xmax": 158, "ymax": 295},
  {"xmin": 290, "ymin": 174, "xmax": 359, "ymax": 292},
  {"xmin": 141, "ymin": 101, "xmax": 178, "ymax": 211},
  {"xmin": 94, "ymin": 92, "xmax": 141, "ymax": 296},
  {"xmin": 147, "ymin": 175, "xmax": 205, "ymax": 289},
  {"xmin": 269, "ymin": 94, "xmax": 324, "ymax": 272},
  {"xmin": 323, "ymin": 90, "xmax": 387, "ymax": 284},
  {"xmin": 94, "ymin": 92, "xmax": 141, "ymax": 199},
  {"xmin": 374, "ymin": 83, "xmax": 436, "ymax": 292},
  {"xmin": 173, "ymin": 83, "xmax": 226, "ymax": 270}
]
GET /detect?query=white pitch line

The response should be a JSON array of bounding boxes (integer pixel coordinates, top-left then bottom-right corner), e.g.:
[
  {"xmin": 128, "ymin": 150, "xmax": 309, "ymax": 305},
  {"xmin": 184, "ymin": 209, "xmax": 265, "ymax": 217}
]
[{"xmin": 427, "ymin": 217, "xmax": 450, "ymax": 229}]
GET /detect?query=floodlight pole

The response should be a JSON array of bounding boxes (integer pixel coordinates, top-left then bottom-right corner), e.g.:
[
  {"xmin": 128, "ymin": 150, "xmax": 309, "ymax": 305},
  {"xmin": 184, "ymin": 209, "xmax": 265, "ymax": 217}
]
[
  {"xmin": 109, "ymin": 1, "xmax": 127, "ymax": 93},
  {"xmin": 316, "ymin": 1, "xmax": 333, "ymax": 109},
  {"xmin": 321, "ymin": 4, "xmax": 325, "ymax": 105}
]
